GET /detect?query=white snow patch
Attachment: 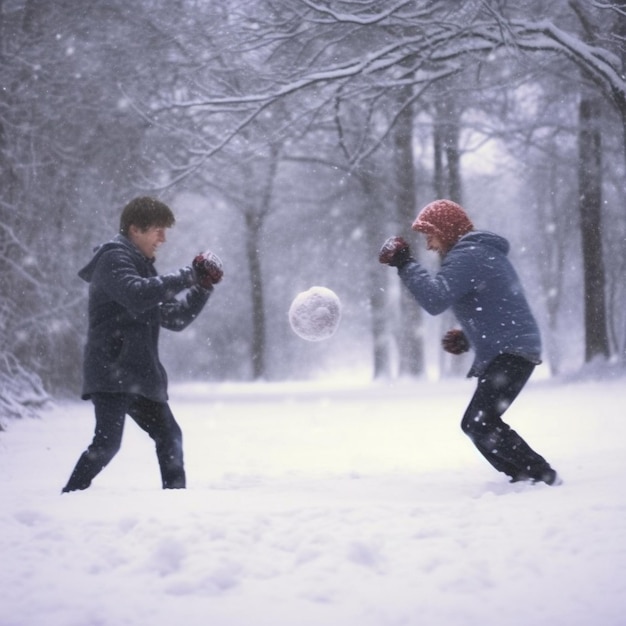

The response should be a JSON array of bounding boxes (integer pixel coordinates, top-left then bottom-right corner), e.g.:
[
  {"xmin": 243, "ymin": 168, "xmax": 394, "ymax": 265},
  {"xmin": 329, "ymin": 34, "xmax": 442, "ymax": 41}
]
[{"xmin": 1, "ymin": 375, "xmax": 625, "ymax": 626}]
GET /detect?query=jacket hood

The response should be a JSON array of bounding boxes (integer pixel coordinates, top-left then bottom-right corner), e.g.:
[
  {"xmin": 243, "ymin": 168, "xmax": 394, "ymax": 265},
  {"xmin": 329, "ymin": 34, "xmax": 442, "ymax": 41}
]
[
  {"xmin": 78, "ymin": 234, "xmax": 140, "ymax": 283},
  {"xmin": 455, "ymin": 230, "xmax": 510, "ymax": 256}
]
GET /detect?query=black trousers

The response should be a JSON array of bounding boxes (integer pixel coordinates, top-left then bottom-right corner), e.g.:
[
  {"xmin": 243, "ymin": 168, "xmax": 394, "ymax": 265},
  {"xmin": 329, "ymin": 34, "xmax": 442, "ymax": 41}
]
[
  {"xmin": 62, "ymin": 393, "xmax": 186, "ymax": 492},
  {"xmin": 461, "ymin": 354, "xmax": 551, "ymax": 481}
]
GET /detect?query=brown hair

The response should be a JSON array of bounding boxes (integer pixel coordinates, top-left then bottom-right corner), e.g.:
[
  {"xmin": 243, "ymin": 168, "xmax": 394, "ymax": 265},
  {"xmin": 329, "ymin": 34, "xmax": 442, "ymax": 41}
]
[{"xmin": 119, "ymin": 196, "xmax": 176, "ymax": 236}]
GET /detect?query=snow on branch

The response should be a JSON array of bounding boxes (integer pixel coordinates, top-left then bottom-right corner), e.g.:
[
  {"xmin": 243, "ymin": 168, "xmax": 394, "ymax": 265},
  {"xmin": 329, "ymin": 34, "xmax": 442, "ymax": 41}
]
[
  {"xmin": 150, "ymin": 8, "xmax": 626, "ymax": 169},
  {"xmin": 0, "ymin": 353, "xmax": 50, "ymax": 427},
  {"xmin": 511, "ymin": 19, "xmax": 625, "ymax": 94},
  {"xmin": 0, "ymin": 222, "xmax": 44, "ymax": 289},
  {"xmin": 168, "ymin": 17, "xmax": 626, "ymax": 117},
  {"xmin": 592, "ymin": 2, "xmax": 626, "ymax": 18},
  {"xmin": 300, "ymin": 0, "xmax": 418, "ymax": 26}
]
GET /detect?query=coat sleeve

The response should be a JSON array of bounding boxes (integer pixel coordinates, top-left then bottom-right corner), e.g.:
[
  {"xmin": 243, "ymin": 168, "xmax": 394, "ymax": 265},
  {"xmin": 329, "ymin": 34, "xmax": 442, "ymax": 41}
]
[
  {"xmin": 93, "ymin": 249, "xmax": 191, "ymax": 314},
  {"xmin": 159, "ymin": 285, "xmax": 212, "ymax": 331},
  {"xmin": 397, "ymin": 247, "xmax": 478, "ymax": 315}
]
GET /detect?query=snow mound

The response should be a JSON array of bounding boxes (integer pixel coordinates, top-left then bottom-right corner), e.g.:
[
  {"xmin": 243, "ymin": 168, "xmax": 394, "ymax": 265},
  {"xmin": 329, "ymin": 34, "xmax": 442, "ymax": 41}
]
[
  {"xmin": 288, "ymin": 286, "xmax": 342, "ymax": 342},
  {"xmin": 0, "ymin": 353, "xmax": 50, "ymax": 428}
]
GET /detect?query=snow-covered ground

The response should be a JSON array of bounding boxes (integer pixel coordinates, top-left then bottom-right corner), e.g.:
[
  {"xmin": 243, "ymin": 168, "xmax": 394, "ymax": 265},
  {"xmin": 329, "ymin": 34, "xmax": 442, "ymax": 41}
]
[{"xmin": 1, "ymin": 371, "xmax": 625, "ymax": 626}]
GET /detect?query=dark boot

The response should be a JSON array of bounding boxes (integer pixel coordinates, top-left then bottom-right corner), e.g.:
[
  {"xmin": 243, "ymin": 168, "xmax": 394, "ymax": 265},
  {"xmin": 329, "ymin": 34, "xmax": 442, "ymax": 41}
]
[
  {"xmin": 471, "ymin": 425, "xmax": 559, "ymax": 485},
  {"xmin": 157, "ymin": 440, "xmax": 186, "ymax": 489},
  {"xmin": 61, "ymin": 446, "xmax": 117, "ymax": 493}
]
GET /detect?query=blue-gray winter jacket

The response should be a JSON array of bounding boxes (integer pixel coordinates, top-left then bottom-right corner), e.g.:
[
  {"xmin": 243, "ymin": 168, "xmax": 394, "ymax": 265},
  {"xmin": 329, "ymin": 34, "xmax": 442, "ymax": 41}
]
[
  {"xmin": 398, "ymin": 231, "xmax": 541, "ymax": 377},
  {"xmin": 79, "ymin": 234, "xmax": 211, "ymax": 402}
]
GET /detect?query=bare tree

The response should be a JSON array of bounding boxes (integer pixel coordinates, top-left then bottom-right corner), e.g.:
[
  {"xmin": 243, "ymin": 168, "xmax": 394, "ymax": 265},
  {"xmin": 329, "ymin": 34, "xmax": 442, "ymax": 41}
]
[
  {"xmin": 578, "ymin": 96, "xmax": 610, "ymax": 360},
  {"xmin": 0, "ymin": 0, "xmax": 216, "ymax": 404},
  {"xmin": 167, "ymin": 1, "xmax": 625, "ymax": 369},
  {"xmin": 4, "ymin": 0, "xmax": 626, "ymax": 409}
]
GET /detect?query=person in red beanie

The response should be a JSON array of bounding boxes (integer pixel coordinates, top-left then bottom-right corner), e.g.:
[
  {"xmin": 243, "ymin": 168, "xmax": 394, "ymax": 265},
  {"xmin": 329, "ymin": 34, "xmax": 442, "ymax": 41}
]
[{"xmin": 379, "ymin": 199, "xmax": 561, "ymax": 486}]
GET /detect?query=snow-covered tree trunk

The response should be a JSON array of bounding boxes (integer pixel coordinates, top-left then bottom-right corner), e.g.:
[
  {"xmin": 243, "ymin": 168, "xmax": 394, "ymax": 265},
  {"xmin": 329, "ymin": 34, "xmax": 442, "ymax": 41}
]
[
  {"xmin": 578, "ymin": 96, "xmax": 610, "ymax": 362},
  {"xmin": 393, "ymin": 88, "xmax": 424, "ymax": 377}
]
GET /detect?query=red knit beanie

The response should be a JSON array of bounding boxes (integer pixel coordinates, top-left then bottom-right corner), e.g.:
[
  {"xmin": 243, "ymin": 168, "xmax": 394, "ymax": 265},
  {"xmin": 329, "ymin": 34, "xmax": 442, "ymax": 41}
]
[{"xmin": 412, "ymin": 199, "xmax": 474, "ymax": 252}]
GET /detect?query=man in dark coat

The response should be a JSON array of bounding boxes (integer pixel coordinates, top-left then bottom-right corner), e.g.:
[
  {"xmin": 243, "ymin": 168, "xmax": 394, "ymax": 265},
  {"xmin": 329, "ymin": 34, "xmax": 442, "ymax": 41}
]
[
  {"xmin": 62, "ymin": 196, "xmax": 223, "ymax": 492},
  {"xmin": 379, "ymin": 199, "xmax": 561, "ymax": 486}
]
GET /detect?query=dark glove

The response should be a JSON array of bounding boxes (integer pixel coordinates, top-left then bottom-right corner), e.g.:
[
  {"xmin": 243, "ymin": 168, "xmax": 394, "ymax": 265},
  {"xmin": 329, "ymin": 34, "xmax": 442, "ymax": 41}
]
[
  {"xmin": 442, "ymin": 329, "xmax": 470, "ymax": 355},
  {"xmin": 192, "ymin": 250, "xmax": 223, "ymax": 288},
  {"xmin": 378, "ymin": 236, "xmax": 413, "ymax": 267},
  {"xmin": 179, "ymin": 266, "xmax": 196, "ymax": 288}
]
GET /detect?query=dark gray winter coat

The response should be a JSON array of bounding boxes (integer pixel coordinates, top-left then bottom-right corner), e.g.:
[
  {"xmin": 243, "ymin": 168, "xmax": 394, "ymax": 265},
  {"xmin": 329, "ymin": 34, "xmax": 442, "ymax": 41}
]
[
  {"xmin": 78, "ymin": 234, "xmax": 211, "ymax": 402},
  {"xmin": 398, "ymin": 231, "xmax": 541, "ymax": 377}
]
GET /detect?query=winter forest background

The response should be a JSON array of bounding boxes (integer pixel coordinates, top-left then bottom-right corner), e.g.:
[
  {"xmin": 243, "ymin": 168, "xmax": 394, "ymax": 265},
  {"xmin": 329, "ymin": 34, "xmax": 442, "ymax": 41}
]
[{"xmin": 1, "ymin": 0, "xmax": 626, "ymax": 422}]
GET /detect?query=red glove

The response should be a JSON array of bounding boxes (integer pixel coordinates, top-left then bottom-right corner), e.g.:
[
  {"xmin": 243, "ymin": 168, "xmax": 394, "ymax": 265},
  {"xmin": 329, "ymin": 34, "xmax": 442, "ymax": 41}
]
[
  {"xmin": 192, "ymin": 250, "xmax": 223, "ymax": 288},
  {"xmin": 378, "ymin": 236, "xmax": 412, "ymax": 267},
  {"xmin": 442, "ymin": 329, "xmax": 470, "ymax": 355}
]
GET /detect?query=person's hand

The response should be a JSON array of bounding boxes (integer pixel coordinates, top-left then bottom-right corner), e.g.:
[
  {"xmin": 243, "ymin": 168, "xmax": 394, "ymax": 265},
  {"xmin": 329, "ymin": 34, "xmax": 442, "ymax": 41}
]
[
  {"xmin": 192, "ymin": 250, "xmax": 223, "ymax": 288},
  {"xmin": 378, "ymin": 236, "xmax": 413, "ymax": 267},
  {"xmin": 442, "ymin": 329, "xmax": 470, "ymax": 354}
]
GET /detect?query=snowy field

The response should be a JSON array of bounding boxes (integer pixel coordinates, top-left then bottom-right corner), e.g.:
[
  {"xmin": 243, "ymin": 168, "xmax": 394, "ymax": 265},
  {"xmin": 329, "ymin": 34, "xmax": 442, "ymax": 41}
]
[{"xmin": 1, "ymin": 371, "xmax": 625, "ymax": 626}]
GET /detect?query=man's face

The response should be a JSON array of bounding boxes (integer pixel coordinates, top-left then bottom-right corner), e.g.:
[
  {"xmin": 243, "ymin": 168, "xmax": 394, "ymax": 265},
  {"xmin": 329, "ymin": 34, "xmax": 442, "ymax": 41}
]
[{"xmin": 129, "ymin": 224, "xmax": 168, "ymax": 259}]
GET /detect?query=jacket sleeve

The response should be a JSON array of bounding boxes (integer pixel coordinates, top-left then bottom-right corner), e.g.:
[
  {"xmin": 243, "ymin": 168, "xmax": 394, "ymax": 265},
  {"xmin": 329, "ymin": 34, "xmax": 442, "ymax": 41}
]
[
  {"xmin": 397, "ymin": 247, "xmax": 477, "ymax": 315},
  {"xmin": 159, "ymin": 285, "xmax": 212, "ymax": 331},
  {"xmin": 93, "ymin": 249, "xmax": 191, "ymax": 314}
]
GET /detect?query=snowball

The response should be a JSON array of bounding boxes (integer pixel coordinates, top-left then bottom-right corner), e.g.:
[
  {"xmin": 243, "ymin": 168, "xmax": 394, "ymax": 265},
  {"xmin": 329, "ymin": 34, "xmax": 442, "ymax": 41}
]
[{"xmin": 288, "ymin": 286, "xmax": 342, "ymax": 342}]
